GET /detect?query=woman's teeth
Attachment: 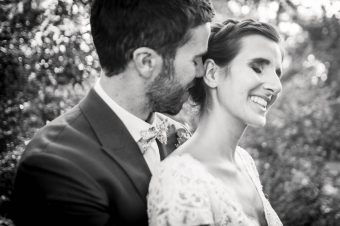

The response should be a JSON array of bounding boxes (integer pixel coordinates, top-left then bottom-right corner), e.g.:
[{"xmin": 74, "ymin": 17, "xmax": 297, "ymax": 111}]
[{"xmin": 250, "ymin": 96, "xmax": 267, "ymax": 108}]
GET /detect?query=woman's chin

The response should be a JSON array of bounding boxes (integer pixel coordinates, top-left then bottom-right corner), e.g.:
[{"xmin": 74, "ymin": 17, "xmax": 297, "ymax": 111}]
[{"xmin": 247, "ymin": 117, "xmax": 266, "ymax": 128}]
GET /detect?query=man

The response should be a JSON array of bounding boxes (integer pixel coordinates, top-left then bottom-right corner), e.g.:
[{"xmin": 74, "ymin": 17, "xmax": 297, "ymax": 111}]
[{"xmin": 11, "ymin": 0, "xmax": 214, "ymax": 226}]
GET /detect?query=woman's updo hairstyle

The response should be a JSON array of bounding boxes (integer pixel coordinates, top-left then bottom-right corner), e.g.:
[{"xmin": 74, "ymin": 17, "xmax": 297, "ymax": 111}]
[{"xmin": 189, "ymin": 18, "xmax": 281, "ymax": 107}]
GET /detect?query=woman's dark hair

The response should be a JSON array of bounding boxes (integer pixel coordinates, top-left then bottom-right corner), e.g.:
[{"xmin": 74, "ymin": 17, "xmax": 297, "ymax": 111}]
[
  {"xmin": 90, "ymin": 0, "xmax": 214, "ymax": 76},
  {"xmin": 189, "ymin": 18, "xmax": 281, "ymax": 107}
]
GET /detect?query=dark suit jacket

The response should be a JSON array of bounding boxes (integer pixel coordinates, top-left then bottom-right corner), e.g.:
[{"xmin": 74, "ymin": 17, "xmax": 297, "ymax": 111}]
[{"xmin": 12, "ymin": 89, "xmax": 178, "ymax": 226}]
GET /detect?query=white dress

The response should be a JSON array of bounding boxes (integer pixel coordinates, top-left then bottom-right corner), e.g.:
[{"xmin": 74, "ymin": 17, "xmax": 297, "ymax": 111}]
[{"xmin": 147, "ymin": 147, "xmax": 283, "ymax": 226}]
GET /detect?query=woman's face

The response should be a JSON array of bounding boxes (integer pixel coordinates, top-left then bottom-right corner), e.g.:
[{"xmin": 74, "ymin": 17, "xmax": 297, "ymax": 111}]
[{"xmin": 216, "ymin": 34, "xmax": 283, "ymax": 127}]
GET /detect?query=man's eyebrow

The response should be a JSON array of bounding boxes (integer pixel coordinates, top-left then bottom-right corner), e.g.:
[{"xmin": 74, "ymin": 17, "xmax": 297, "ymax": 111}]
[{"xmin": 195, "ymin": 49, "xmax": 208, "ymax": 58}]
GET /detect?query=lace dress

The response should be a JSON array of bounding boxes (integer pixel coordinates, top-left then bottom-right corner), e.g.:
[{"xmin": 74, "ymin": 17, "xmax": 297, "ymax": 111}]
[{"xmin": 147, "ymin": 147, "xmax": 282, "ymax": 226}]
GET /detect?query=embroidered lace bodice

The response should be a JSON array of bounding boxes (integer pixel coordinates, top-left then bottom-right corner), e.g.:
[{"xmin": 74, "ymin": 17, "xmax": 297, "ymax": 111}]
[{"xmin": 147, "ymin": 147, "xmax": 283, "ymax": 226}]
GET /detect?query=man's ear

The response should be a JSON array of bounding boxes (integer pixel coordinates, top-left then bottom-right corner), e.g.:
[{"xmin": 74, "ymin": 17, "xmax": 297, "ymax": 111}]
[
  {"xmin": 132, "ymin": 47, "xmax": 161, "ymax": 79},
  {"xmin": 203, "ymin": 59, "xmax": 218, "ymax": 88}
]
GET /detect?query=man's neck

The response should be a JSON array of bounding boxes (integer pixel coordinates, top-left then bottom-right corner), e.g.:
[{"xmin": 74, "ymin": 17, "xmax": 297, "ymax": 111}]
[{"xmin": 99, "ymin": 74, "xmax": 151, "ymax": 121}]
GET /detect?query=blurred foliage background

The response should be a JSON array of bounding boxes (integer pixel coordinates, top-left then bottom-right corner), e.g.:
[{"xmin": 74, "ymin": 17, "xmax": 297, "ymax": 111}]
[{"xmin": 0, "ymin": 0, "xmax": 339, "ymax": 225}]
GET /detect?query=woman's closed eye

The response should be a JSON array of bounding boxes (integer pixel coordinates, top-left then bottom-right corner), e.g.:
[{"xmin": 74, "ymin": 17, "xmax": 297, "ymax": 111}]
[
  {"xmin": 248, "ymin": 58, "xmax": 270, "ymax": 74},
  {"xmin": 250, "ymin": 64, "xmax": 263, "ymax": 74}
]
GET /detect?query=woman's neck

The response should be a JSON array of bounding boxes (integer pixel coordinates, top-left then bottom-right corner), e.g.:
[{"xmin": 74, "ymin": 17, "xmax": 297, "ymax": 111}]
[{"xmin": 187, "ymin": 105, "xmax": 247, "ymax": 164}]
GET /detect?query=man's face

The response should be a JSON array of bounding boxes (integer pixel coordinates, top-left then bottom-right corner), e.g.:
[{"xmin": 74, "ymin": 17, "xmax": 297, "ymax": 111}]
[{"xmin": 147, "ymin": 23, "xmax": 211, "ymax": 115}]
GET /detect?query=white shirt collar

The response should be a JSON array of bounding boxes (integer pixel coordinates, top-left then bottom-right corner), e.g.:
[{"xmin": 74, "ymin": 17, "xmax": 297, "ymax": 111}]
[{"xmin": 93, "ymin": 79, "xmax": 151, "ymax": 142}]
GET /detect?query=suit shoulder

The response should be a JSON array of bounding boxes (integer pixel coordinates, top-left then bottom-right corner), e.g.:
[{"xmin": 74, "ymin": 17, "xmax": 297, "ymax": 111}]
[{"xmin": 24, "ymin": 105, "xmax": 97, "ymax": 157}]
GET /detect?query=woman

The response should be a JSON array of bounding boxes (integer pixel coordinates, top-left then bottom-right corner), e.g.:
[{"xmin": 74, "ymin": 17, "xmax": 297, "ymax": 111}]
[{"xmin": 148, "ymin": 19, "xmax": 284, "ymax": 226}]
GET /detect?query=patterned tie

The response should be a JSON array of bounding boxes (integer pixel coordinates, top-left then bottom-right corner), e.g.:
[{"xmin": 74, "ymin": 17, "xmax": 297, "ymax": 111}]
[{"xmin": 139, "ymin": 118, "xmax": 169, "ymax": 154}]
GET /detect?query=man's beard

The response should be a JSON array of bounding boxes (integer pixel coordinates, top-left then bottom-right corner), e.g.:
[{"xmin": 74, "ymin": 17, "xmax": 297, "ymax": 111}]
[{"xmin": 146, "ymin": 57, "xmax": 191, "ymax": 115}]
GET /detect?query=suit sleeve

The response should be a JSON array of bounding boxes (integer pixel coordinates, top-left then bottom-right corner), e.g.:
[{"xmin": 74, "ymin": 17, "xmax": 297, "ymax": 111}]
[{"xmin": 12, "ymin": 152, "xmax": 112, "ymax": 226}]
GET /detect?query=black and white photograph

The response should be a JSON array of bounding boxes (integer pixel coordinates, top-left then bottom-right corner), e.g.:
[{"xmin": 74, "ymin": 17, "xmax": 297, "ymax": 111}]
[{"xmin": 1, "ymin": 0, "xmax": 339, "ymax": 225}]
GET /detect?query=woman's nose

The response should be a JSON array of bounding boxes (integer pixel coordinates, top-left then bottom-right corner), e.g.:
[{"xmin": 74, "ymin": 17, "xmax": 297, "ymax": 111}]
[{"xmin": 263, "ymin": 72, "xmax": 282, "ymax": 95}]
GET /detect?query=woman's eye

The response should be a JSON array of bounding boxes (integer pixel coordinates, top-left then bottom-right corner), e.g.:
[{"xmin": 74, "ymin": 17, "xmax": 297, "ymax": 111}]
[{"xmin": 251, "ymin": 65, "xmax": 262, "ymax": 74}]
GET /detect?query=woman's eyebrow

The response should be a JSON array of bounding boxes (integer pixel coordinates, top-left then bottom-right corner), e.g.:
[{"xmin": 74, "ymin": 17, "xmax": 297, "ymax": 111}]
[{"xmin": 249, "ymin": 58, "xmax": 271, "ymax": 65}]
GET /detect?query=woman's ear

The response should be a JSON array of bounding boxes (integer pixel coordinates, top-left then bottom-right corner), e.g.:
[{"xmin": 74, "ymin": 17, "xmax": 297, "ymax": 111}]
[
  {"xmin": 203, "ymin": 59, "xmax": 218, "ymax": 88},
  {"xmin": 132, "ymin": 47, "xmax": 161, "ymax": 79}
]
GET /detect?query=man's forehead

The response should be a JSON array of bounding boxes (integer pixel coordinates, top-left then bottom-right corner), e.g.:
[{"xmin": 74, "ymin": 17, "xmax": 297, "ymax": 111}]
[{"xmin": 186, "ymin": 23, "xmax": 211, "ymax": 49}]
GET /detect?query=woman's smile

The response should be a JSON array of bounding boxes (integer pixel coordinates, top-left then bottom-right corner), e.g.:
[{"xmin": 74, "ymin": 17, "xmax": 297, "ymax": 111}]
[{"xmin": 250, "ymin": 95, "xmax": 269, "ymax": 109}]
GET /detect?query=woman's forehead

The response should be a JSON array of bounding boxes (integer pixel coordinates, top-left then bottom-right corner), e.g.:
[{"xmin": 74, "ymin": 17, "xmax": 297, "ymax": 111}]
[{"xmin": 236, "ymin": 35, "xmax": 282, "ymax": 62}]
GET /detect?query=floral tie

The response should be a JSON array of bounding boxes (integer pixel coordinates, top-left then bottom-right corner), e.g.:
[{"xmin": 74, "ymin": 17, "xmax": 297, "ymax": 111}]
[{"xmin": 139, "ymin": 118, "xmax": 169, "ymax": 154}]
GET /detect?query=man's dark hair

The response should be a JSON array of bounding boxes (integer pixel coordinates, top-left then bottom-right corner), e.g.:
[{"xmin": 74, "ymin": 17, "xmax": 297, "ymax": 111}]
[{"xmin": 90, "ymin": 0, "xmax": 214, "ymax": 76}]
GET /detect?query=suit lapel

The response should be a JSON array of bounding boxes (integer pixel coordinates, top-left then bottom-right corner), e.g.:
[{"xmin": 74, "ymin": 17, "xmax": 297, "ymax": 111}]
[
  {"xmin": 156, "ymin": 128, "xmax": 178, "ymax": 160},
  {"xmin": 79, "ymin": 89, "xmax": 151, "ymax": 201}
]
